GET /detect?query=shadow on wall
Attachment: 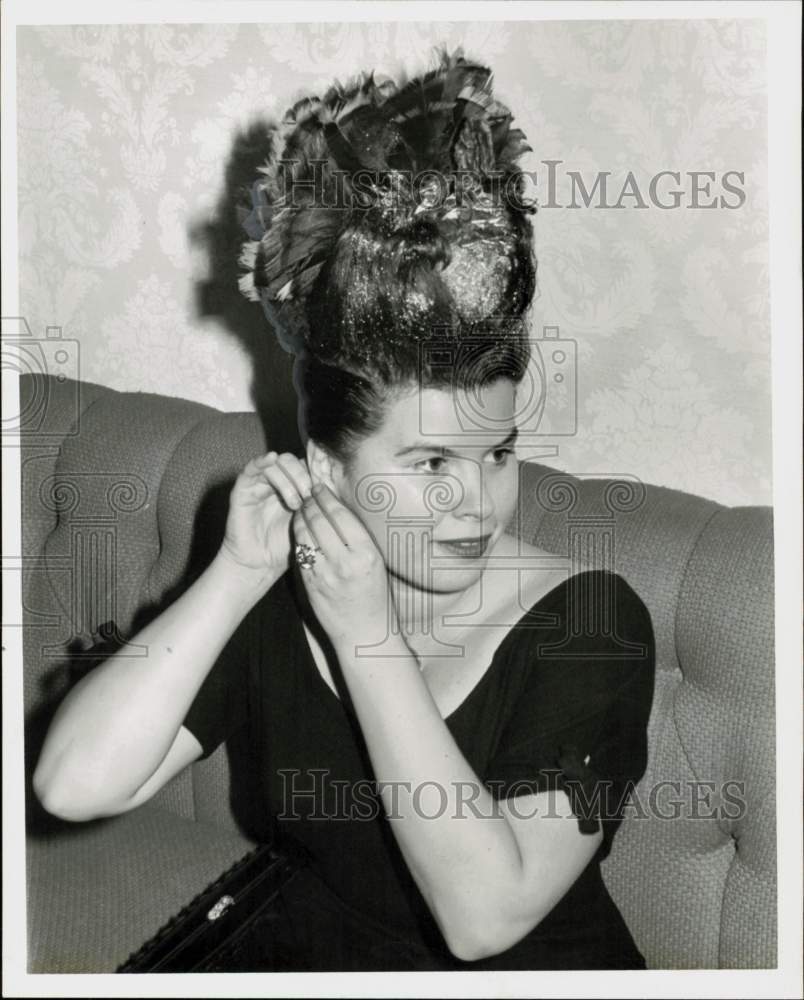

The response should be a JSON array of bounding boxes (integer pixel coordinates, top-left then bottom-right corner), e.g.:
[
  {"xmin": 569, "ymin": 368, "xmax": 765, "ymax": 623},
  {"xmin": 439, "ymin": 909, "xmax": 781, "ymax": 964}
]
[{"xmin": 189, "ymin": 120, "xmax": 303, "ymax": 457}]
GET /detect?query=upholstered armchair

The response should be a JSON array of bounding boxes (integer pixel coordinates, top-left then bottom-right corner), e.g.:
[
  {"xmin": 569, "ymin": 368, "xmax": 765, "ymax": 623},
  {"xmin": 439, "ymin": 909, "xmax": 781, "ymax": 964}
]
[{"xmin": 21, "ymin": 374, "xmax": 776, "ymax": 972}]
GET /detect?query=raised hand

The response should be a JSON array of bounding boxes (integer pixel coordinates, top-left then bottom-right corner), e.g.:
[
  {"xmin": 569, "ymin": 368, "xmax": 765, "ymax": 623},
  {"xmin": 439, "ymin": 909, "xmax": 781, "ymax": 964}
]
[
  {"xmin": 292, "ymin": 483, "xmax": 394, "ymax": 651},
  {"xmin": 219, "ymin": 451, "xmax": 313, "ymax": 585}
]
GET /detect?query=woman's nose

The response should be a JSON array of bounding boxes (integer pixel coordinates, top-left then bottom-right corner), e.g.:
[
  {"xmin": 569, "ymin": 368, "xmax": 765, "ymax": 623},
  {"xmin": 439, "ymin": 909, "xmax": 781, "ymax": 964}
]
[{"xmin": 455, "ymin": 461, "xmax": 494, "ymax": 521}]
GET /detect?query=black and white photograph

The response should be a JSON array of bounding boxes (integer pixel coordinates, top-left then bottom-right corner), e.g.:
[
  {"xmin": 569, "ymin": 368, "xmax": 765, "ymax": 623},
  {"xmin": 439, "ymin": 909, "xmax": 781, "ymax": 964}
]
[{"xmin": 2, "ymin": 1, "xmax": 801, "ymax": 996}]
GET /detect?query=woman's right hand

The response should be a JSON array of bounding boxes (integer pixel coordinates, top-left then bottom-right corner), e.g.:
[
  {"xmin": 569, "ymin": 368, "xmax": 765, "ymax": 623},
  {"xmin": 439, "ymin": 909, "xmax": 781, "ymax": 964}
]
[
  {"xmin": 218, "ymin": 451, "xmax": 313, "ymax": 583},
  {"xmin": 34, "ymin": 454, "xmax": 312, "ymax": 821}
]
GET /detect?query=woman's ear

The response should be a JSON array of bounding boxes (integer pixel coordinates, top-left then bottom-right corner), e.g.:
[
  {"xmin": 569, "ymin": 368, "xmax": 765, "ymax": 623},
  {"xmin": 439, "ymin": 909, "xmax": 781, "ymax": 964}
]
[{"xmin": 305, "ymin": 439, "xmax": 342, "ymax": 495}]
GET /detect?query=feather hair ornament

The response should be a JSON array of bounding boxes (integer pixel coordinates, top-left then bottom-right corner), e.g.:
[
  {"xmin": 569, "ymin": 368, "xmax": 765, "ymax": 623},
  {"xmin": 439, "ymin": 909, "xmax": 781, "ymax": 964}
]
[{"xmin": 237, "ymin": 47, "xmax": 536, "ymax": 357}]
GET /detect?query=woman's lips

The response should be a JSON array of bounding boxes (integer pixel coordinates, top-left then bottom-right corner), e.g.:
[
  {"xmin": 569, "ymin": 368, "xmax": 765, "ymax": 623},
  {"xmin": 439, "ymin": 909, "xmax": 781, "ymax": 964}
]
[{"xmin": 434, "ymin": 533, "xmax": 493, "ymax": 558}]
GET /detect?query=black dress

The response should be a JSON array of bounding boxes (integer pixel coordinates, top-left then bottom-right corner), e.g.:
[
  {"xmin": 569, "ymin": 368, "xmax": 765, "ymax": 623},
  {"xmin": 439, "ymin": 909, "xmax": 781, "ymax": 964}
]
[{"xmin": 183, "ymin": 565, "xmax": 655, "ymax": 971}]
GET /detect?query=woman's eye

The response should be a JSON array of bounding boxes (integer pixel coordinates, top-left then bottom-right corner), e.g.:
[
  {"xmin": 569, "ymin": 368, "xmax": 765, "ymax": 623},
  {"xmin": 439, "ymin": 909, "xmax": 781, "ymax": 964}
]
[
  {"xmin": 415, "ymin": 456, "xmax": 448, "ymax": 474},
  {"xmin": 488, "ymin": 448, "xmax": 514, "ymax": 466}
]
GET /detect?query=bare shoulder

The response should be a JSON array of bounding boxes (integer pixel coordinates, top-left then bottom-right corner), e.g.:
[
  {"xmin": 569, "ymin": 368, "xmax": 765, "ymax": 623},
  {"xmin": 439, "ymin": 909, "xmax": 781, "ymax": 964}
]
[
  {"xmin": 481, "ymin": 532, "xmax": 577, "ymax": 620},
  {"xmin": 491, "ymin": 534, "xmax": 644, "ymax": 612}
]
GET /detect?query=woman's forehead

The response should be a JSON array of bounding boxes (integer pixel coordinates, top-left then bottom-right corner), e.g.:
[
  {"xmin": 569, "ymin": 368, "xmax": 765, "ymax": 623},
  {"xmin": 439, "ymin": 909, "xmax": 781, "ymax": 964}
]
[{"xmin": 375, "ymin": 380, "xmax": 518, "ymax": 448}]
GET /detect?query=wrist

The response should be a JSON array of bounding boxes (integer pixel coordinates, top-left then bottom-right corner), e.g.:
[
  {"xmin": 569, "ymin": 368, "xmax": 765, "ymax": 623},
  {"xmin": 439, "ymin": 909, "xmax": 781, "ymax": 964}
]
[
  {"xmin": 211, "ymin": 547, "xmax": 279, "ymax": 607},
  {"xmin": 333, "ymin": 627, "xmax": 413, "ymax": 667}
]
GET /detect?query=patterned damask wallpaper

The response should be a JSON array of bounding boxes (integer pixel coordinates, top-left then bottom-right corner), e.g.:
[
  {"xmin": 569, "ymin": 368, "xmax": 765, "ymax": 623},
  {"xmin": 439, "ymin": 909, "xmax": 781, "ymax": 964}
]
[{"xmin": 16, "ymin": 18, "xmax": 770, "ymax": 506}]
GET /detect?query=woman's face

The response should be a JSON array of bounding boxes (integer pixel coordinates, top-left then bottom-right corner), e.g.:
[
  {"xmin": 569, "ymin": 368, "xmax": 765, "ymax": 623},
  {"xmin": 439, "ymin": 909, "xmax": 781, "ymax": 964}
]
[{"xmin": 328, "ymin": 378, "xmax": 520, "ymax": 594}]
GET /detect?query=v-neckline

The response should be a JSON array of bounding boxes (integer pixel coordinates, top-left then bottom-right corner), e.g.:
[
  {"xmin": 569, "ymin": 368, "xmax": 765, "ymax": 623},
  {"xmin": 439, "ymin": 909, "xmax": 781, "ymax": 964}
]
[{"xmin": 287, "ymin": 568, "xmax": 607, "ymax": 723}]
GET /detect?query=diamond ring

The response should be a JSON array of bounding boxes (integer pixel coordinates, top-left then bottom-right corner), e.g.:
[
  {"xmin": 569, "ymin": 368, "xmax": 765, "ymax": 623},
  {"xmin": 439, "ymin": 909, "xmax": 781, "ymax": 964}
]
[{"xmin": 295, "ymin": 542, "xmax": 322, "ymax": 570}]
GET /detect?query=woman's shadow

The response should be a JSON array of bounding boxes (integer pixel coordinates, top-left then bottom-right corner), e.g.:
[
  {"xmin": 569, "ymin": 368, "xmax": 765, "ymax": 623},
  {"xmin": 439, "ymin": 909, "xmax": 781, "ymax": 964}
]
[
  {"xmin": 190, "ymin": 118, "xmax": 303, "ymax": 458},
  {"xmin": 188, "ymin": 122, "xmax": 315, "ymax": 839}
]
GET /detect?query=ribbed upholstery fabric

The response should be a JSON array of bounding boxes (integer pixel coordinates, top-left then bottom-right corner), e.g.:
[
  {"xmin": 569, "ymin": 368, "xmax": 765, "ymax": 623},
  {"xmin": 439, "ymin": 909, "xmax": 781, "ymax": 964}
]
[
  {"xmin": 21, "ymin": 378, "xmax": 227, "ymax": 823},
  {"xmin": 517, "ymin": 464, "xmax": 776, "ymax": 968},
  {"xmin": 676, "ymin": 507, "xmax": 776, "ymax": 968},
  {"xmin": 21, "ymin": 374, "xmax": 777, "ymax": 971},
  {"xmin": 20, "ymin": 376, "xmax": 111, "ymax": 712}
]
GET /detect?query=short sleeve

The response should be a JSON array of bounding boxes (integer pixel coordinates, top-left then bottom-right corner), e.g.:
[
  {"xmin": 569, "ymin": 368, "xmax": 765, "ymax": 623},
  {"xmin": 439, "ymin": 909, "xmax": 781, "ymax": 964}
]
[
  {"xmin": 485, "ymin": 571, "xmax": 655, "ymax": 858},
  {"xmin": 182, "ymin": 603, "xmax": 254, "ymax": 760}
]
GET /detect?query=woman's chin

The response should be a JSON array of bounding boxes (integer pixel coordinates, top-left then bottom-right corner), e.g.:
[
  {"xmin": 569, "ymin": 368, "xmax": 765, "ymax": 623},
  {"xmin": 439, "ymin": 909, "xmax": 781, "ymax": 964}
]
[{"xmin": 409, "ymin": 558, "xmax": 491, "ymax": 593}]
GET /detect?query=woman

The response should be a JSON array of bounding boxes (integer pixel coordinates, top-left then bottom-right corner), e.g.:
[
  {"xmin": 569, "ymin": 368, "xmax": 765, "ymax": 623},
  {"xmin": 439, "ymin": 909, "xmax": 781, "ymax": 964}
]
[{"xmin": 33, "ymin": 50, "xmax": 655, "ymax": 971}]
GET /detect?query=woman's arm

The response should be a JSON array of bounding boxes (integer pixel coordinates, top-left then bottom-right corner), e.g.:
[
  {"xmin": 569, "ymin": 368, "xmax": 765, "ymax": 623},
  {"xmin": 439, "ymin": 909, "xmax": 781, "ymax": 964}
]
[
  {"xmin": 34, "ymin": 450, "xmax": 313, "ymax": 822},
  {"xmin": 32, "ymin": 550, "xmax": 277, "ymax": 821},
  {"xmin": 332, "ymin": 632, "xmax": 603, "ymax": 962},
  {"xmin": 293, "ymin": 486, "xmax": 604, "ymax": 962}
]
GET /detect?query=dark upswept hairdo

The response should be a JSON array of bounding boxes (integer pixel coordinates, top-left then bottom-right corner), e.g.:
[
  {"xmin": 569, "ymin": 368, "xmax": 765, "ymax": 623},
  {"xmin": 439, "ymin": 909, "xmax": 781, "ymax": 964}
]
[{"xmin": 238, "ymin": 47, "xmax": 537, "ymax": 467}]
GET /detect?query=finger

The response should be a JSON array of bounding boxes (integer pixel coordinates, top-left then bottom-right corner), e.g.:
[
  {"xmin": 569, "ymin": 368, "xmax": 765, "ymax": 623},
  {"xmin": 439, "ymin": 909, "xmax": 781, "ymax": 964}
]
[
  {"xmin": 262, "ymin": 462, "xmax": 307, "ymax": 511},
  {"xmin": 274, "ymin": 453, "xmax": 313, "ymax": 499},
  {"xmin": 240, "ymin": 479, "xmax": 274, "ymax": 501},
  {"xmin": 239, "ymin": 451, "xmax": 279, "ymax": 481},
  {"xmin": 292, "ymin": 510, "xmax": 321, "ymax": 567},
  {"xmin": 300, "ymin": 493, "xmax": 345, "ymax": 555},
  {"xmin": 303, "ymin": 488, "xmax": 350, "ymax": 547},
  {"xmin": 308, "ymin": 484, "xmax": 370, "ymax": 548}
]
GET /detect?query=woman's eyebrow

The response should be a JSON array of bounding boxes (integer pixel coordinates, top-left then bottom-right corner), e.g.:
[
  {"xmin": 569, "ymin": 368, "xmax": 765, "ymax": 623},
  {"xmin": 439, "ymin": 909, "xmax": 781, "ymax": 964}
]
[{"xmin": 394, "ymin": 426, "xmax": 519, "ymax": 458}]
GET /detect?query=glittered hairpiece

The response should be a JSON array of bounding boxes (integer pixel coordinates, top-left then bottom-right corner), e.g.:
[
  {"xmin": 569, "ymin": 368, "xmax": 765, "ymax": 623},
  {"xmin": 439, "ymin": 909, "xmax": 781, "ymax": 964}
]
[{"xmin": 237, "ymin": 47, "xmax": 535, "ymax": 356}]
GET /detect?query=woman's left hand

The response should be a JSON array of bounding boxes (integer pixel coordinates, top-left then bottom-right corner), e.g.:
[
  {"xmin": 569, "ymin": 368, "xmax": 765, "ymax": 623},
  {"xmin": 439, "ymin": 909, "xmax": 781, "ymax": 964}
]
[{"xmin": 292, "ymin": 484, "xmax": 394, "ymax": 651}]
